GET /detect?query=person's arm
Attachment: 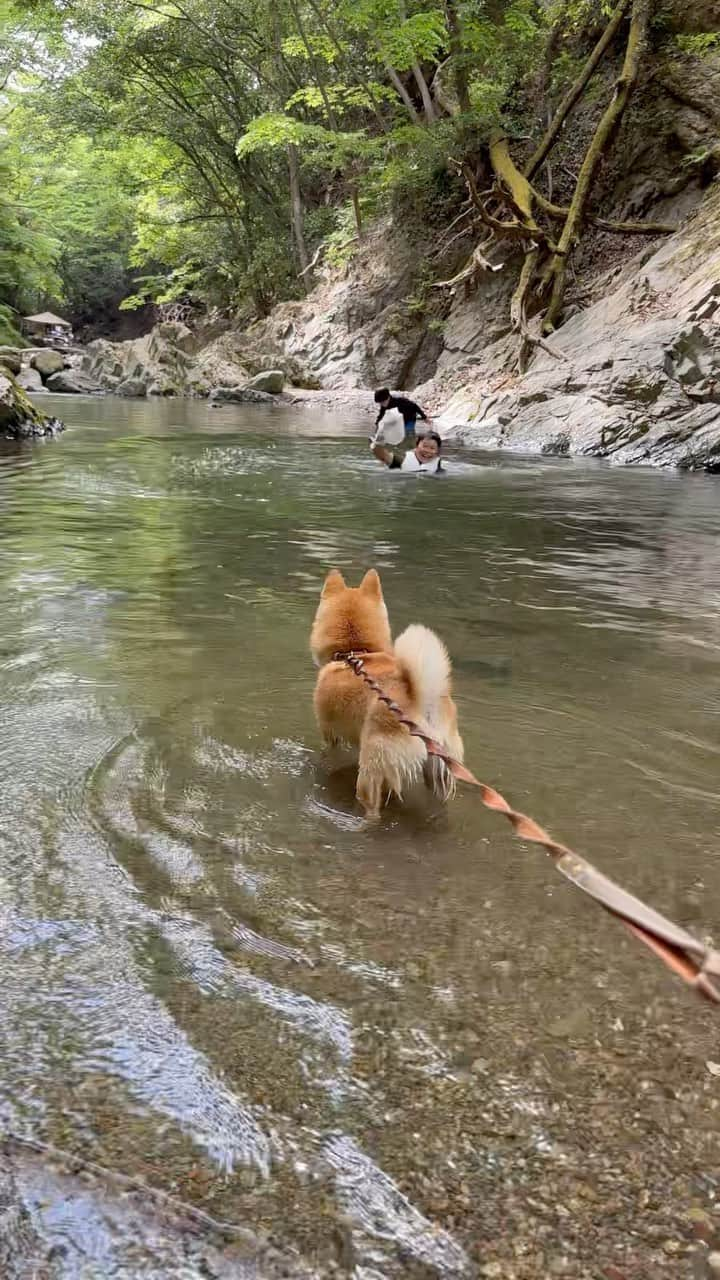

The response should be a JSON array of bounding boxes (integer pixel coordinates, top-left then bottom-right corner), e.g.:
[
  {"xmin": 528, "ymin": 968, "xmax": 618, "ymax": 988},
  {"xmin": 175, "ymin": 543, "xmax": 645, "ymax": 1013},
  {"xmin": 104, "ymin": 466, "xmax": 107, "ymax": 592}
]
[
  {"xmin": 375, "ymin": 404, "xmax": 387, "ymax": 427},
  {"xmin": 371, "ymin": 443, "xmax": 394, "ymax": 466}
]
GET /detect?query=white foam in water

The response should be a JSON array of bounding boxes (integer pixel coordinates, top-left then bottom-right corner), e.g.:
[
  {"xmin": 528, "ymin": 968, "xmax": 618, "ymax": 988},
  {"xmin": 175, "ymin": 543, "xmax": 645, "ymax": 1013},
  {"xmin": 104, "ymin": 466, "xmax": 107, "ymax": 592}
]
[
  {"xmin": 321, "ymin": 1132, "xmax": 468, "ymax": 1274},
  {"xmin": 82, "ymin": 970, "xmax": 271, "ymax": 1173}
]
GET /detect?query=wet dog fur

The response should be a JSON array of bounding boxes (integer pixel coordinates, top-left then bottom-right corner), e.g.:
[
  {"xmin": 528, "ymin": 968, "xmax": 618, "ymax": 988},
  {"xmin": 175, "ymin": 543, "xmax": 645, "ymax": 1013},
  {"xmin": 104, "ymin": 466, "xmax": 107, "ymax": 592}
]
[{"xmin": 310, "ymin": 569, "xmax": 464, "ymax": 818}]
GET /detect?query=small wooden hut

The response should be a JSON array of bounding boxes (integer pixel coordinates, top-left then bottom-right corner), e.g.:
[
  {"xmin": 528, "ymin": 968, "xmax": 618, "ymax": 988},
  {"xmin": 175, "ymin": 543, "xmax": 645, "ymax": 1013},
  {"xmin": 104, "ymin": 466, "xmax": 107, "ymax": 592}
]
[{"xmin": 22, "ymin": 312, "xmax": 73, "ymax": 344}]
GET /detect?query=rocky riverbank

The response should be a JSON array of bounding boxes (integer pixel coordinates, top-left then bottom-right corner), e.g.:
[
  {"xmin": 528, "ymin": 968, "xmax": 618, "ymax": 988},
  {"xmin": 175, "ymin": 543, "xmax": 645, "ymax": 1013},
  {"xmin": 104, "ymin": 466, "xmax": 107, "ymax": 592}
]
[
  {"xmin": 20, "ymin": 42, "xmax": 720, "ymax": 469},
  {"xmin": 72, "ymin": 174, "xmax": 720, "ymax": 471},
  {"xmin": 431, "ymin": 182, "xmax": 720, "ymax": 470},
  {"xmin": 0, "ymin": 361, "xmax": 65, "ymax": 441}
]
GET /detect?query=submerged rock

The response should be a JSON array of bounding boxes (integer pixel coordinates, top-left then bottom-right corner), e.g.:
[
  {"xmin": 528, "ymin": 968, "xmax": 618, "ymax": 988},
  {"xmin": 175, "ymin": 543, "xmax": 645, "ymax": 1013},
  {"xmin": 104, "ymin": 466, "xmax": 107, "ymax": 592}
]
[{"xmin": 208, "ymin": 385, "xmax": 276, "ymax": 404}]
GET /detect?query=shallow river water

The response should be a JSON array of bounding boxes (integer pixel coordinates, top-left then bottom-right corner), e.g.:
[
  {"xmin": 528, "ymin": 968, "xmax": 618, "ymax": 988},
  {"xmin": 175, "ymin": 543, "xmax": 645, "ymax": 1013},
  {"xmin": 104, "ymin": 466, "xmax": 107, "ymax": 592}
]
[{"xmin": 1, "ymin": 395, "xmax": 720, "ymax": 1278}]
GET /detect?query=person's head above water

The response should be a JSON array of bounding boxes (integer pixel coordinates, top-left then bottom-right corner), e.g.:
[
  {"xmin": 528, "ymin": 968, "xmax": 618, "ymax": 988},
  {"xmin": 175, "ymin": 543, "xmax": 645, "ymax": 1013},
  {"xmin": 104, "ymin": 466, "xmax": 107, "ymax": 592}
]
[
  {"xmin": 415, "ymin": 431, "xmax": 442, "ymax": 463},
  {"xmin": 374, "ymin": 388, "xmax": 391, "ymax": 407}
]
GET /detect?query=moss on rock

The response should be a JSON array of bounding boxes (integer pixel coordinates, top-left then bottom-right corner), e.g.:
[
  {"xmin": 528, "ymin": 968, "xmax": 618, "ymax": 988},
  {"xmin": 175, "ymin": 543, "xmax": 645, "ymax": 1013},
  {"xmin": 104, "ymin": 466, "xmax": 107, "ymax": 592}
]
[{"xmin": 0, "ymin": 371, "xmax": 65, "ymax": 440}]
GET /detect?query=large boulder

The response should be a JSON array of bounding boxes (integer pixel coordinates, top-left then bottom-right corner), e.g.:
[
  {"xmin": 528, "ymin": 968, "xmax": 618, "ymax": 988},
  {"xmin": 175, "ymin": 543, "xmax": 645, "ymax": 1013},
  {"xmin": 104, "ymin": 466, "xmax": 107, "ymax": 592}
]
[
  {"xmin": 15, "ymin": 366, "xmax": 45, "ymax": 392},
  {"xmin": 76, "ymin": 324, "xmax": 199, "ymax": 396},
  {"xmin": 151, "ymin": 320, "xmax": 195, "ymax": 353},
  {"xmin": 209, "ymin": 385, "xmax": 276, "ymax": 404},
  {"xmin": 116, "ymin": 377, "xmax": 148, "ymax": 398},
  {"xmin": 45, "ymin": 369, "xmax": 103, "ymax": 394},
  {"xmin": 0, "ymin": 347, "xmax": 23, "ymax": 375},
  {"xmin": 31, "ymin": 349, "xmax": 66, "ymax": 380},
  {"xmin": 244, "ymin": 369, "xmax": 285, "ymax": 394},
  {"xmin": 147, "ymin": 379, "xmax": 178, "ymax": 397},
  {"xmin": 79, "ymin": 338, "xmax": 127, "ymax": 387},
  {"xmin": 0, "ymin": 372, "xmax": 65, "ymax": 439}
]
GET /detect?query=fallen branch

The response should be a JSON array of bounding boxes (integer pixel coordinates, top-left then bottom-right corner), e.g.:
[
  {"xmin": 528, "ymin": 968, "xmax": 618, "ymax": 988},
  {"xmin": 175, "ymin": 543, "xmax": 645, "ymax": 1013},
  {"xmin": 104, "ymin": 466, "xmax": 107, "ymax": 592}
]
[
  {"xmin": 432, "ymin": 242, "xmax": 503, "ymax": 289},
  {"xmin": 298, "ymin": 240, "xmax": 324, "ymax": 278},
  {"xmin": 429, "ymin": 222, "xmax": 476, "ymax": 262}
]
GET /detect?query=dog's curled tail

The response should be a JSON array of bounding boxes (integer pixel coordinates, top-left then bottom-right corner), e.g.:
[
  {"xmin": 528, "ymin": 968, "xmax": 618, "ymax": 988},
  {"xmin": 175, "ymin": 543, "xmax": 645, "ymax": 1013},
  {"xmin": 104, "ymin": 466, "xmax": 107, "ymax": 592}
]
[
  {"xmin": 393, "ymin": 624, "xmax": 459, "ymax": 801},
  {"xmin": 394, "ymin": 624, "xmax": 451, "ymax": 711}
]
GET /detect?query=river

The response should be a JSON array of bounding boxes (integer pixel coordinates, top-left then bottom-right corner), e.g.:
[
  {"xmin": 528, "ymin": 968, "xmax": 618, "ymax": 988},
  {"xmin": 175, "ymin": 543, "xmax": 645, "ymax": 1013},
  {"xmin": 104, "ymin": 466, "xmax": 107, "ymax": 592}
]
[{"xmin": 1, "ymin": 394, "xmax": 719, "ymax": 1278}]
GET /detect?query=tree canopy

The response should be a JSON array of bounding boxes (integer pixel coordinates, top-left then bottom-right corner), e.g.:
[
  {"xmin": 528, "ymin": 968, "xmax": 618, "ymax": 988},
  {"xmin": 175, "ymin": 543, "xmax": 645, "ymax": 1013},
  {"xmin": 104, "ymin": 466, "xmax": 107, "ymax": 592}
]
[{"xmin": 0, "ymin": 0, "xmax": 683, "ymax": 338}]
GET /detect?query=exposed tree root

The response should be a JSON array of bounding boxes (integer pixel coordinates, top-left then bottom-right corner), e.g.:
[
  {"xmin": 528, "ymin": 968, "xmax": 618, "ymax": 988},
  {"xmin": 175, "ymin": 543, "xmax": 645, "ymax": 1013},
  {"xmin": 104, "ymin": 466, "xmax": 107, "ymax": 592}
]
[
  {"xmin": 433, "ymin": 241, "xmax": 503, "ymax": 289},
  {"xmin": 433, "ymin": 0, "xmax": 664, "ymax": 363}
]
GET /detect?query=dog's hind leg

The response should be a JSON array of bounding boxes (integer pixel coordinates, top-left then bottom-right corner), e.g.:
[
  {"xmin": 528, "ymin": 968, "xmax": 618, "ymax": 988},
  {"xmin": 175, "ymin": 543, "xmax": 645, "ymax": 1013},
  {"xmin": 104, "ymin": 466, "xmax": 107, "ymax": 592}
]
[{"xmin": 357, "ymin": 721, "xmax": 425, "ymax": 818}]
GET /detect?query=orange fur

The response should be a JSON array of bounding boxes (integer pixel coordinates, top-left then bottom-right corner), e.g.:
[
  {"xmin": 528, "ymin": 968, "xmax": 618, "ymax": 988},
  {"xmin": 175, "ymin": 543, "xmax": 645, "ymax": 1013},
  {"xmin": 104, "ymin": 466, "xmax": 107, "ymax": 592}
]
[{"xmin": 310, "ymin": 569, "xmax": 464, "ymax": 818}]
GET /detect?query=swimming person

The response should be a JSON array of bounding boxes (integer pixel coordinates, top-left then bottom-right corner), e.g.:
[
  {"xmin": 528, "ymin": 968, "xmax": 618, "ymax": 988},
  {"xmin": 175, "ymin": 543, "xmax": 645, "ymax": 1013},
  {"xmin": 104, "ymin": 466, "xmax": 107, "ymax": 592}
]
[
  {"xmin": 371, "ymin": 431, "xmax": 444, "ymax": 474},
  {"xmin": 373, "ymin": 389, "xmax": 429, "ymax": 443}
]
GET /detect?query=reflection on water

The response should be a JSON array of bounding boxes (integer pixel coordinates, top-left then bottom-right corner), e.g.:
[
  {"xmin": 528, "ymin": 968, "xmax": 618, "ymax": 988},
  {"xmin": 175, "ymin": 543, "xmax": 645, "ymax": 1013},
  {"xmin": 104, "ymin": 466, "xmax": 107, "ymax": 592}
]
[{"xmin": 1, "ymin": 395, "xmax": 719, "ymax": 1277}]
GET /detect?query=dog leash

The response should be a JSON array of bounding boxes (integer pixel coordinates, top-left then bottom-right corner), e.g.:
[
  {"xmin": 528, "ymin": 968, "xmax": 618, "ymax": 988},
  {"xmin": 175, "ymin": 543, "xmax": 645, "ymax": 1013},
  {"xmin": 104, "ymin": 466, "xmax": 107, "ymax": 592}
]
[{"xmin": 336, "ymin": 651, "xmax": 720, "ymax": 1005}]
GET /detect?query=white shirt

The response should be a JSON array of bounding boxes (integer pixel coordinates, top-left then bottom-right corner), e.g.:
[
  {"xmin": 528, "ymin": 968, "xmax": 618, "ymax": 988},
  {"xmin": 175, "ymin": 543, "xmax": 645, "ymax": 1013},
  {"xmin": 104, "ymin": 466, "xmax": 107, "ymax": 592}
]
[{"xmin": 399, "ymin": 449, "xmax": 441, "ymax": 474}]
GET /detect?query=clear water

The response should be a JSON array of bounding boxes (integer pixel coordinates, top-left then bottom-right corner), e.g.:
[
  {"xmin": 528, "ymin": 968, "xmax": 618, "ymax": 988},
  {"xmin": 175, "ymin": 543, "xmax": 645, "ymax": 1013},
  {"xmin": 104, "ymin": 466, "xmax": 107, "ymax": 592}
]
[{"xmin": 1, "ymin": 394, "xmax": 719, "ymax": 1278}]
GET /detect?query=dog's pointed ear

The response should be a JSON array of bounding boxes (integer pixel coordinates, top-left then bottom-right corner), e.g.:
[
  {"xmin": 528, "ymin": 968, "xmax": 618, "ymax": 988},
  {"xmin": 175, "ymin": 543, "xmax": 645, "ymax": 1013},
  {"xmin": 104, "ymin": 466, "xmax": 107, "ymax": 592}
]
[
  {"xmin": 321, "ymin": 569, "xmax": 346, "ymax": 598},
  {"xmin": 359, "ymin": 569, "xmax": 382, "ymax": 598}
]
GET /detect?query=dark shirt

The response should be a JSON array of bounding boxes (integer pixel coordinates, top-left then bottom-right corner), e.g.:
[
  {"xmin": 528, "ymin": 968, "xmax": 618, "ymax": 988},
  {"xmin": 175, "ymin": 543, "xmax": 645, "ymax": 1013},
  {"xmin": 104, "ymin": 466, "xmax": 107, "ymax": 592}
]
[{"xmin": 375, "ymin": 394, "xmax": 427, "ymax": 427}]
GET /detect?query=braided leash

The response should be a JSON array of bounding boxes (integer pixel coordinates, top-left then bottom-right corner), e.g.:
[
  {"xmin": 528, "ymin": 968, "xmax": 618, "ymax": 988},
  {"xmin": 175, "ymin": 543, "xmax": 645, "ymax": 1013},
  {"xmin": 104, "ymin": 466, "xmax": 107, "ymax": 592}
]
[{"xmin": 338, "ymin": 651, "xmax": 720, "ymax": 1005}]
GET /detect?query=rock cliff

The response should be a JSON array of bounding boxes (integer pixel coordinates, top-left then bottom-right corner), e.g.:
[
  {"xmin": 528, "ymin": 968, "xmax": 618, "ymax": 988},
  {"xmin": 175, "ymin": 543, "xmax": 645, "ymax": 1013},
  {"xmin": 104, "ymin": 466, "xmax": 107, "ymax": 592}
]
[{"xmin": 72, "ymin": 39, "xmax": 720, "ymax": 469}]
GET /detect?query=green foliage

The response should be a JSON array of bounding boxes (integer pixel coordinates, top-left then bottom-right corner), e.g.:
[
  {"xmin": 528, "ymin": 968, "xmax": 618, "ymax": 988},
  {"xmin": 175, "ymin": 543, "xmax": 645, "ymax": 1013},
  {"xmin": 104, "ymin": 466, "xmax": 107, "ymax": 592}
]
[
  {"xmin": 0, "ymin": 304, "xmax": 23, "ymax": 346},
  {"xmin": 323, "ymin": 203, "xmax": 362, "ymax": 268},
  {"xmin": 0, "ymin": 144, "xmax": 61, "ymax": 314},
  {"xmin": 675, "ymin": 31, "xmax": 720, "ymax": 56},
  {"xmin": 0, "ymin": 0, "xmax": 558, "ymax": 326},
  {"xmin": 380, "ymin": 8, "xmax": 448, "ymax": 67}
]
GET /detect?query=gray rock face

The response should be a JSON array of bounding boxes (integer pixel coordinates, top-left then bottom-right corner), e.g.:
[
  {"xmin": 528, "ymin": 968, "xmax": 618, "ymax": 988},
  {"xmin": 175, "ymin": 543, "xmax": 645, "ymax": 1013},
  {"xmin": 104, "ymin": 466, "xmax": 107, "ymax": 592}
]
[
  {"xmin": 147, "ymin": 380, "xmax": 177, "ymax": 396},
  {"xmin": 45, "ymin": 369, "xmax": 103, "ymax": 394},
  {"xmin": 431, "ymin": 181, "xmax": 720, "ymax": 470},
  {"xmin": 115, "ymin": 377, "xmax": 148, "ymax": 397},
  {"xmin": 152, "ymin": 319, "xmax": 195, "ymax": 352},
  {"xmin": 208, "ymin": 385, "xmax": 276, "ymax": 404},
  {"xmin": 244, "ymin": 368, "xmax": 285, "ymax": 394},
  {"xmin": 15, "ymin": 366, "xmax": 44, "ymax": 391},
  {"xmin": 0, "ymin": 347, "xmax": 24, "ymax": 375},
  {"xmin": 77, "ymin": 324, "xmax": 202, "ymax": 396},
  {"xmin": 31, "ymin": 349, "xmax": 65, "ymax": 380}
]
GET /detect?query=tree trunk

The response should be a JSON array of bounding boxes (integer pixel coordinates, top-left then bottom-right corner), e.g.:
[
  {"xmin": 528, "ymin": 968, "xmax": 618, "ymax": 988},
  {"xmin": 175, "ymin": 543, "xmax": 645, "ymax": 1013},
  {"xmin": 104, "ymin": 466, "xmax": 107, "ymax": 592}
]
[
  {"xmin": 384, "ymin": 61, "xmax": 421, "ymax": 121},
  {"xmin": 397, "ymin": 0, "xmax": 436, "ymax": 121},
  {"xmin": 445, "ymin": 0, "xmax": 471, "ymax": 114},
  {"xmin": 542, "ymin": 0, "xmax": 653, "ymax": 332},
  {"xmin": 411, "ymin": 60, "xmax": 436, "ymax": 121},
  {"xmin": 303, "ymin": 0, "xmax": 389, "ymax": 130},
  {"xmin": 287, "ymin": 143, "xmax": 310, "ymax": 288},
  {"xmin": 287, "ymin": 0, "xmax": 340, "ymax": 130},
  {"xmin": 351, "ymin": 184, "xmax": 363, "ymax": 239}
]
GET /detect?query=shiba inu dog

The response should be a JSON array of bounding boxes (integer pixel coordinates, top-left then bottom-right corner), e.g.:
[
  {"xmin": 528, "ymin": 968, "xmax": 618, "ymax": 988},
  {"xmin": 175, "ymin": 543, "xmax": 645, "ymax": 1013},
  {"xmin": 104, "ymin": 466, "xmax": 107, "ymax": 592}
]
[{"xmin": 310, "ymin": 569, "xmax": 464, "ymax": 818}]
